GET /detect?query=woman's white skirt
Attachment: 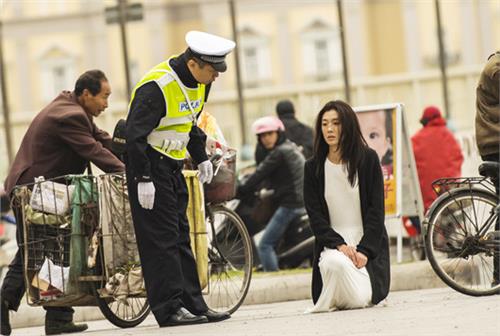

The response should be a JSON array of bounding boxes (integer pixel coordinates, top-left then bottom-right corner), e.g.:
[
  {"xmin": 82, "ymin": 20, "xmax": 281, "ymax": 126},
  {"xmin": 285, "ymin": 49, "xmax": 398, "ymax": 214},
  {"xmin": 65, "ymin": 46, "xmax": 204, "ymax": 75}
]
[{"xmin": 306, "ymin": 248, "xmax": 372, "ymax": 313}]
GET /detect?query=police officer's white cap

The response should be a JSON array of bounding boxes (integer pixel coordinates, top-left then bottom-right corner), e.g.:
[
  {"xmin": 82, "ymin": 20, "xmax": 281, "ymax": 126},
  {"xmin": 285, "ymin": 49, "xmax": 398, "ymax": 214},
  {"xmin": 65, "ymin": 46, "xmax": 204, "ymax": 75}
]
[{"xmin": 185, "ymin": 31, "xmax": 236, "ymax": 72}]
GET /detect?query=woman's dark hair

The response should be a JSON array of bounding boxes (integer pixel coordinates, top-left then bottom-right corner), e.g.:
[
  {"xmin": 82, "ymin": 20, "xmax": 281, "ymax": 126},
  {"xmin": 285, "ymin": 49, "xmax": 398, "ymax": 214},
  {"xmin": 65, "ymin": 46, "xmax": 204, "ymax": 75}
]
[
  {"xmin": 74, "ymin": 70, "xmax": 107, "ymax": 96},
  {"xmin": 313, "ymin": 100, "xmax": 367, "ymax": 186}
]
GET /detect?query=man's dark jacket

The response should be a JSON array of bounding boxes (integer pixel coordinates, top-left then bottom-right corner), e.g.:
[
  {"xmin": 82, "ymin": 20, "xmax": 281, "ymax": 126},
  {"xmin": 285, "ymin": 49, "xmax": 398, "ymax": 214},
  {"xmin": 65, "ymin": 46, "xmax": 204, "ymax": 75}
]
[
  {"xmin": 277, "ymin": 103, "xmax": 314, "ymax": 159},
  {"xmin": 239, "ymin": 134, "xmax": 304, "ymax": 209},
  {"xmin": 303, "ymin": 147, "xmax": 390, "ymax": 305},
  {"xmin": 4, "ymin": 91, "xmax": 124, "ymax": 194},
  {"xmin": 475, "ymin": 51, "xmax": 500, "ymax": 157}
]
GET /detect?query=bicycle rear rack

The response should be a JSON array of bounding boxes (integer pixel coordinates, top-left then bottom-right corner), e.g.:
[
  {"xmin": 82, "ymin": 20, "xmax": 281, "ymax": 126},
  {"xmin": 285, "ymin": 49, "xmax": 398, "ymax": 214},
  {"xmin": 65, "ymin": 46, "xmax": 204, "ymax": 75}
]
[{"xmin": 431, "ymin": 176, "xmax": 497, "ymax": 198}]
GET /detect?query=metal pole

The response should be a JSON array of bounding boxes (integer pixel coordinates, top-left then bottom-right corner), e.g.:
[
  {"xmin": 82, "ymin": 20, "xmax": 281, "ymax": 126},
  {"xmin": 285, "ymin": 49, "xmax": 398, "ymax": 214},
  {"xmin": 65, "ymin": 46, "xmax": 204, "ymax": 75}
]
[
  {"xmin": 0, "ymin": 19, "xmax": 13, "ymax": 165},
  {"xmin": 336, "ymin": 0, "xmax": 351, "ymax": 103},
  {"xmin": 229, "ymin": 0, "xmax": 247, "ymax": 146},
  {"xmin": 118, "ymin": 0, "xmax": 132, "ymax": 99},
  {"xmin": 434, "ymin": 0, "xmax": 450, "ymax": 119}
]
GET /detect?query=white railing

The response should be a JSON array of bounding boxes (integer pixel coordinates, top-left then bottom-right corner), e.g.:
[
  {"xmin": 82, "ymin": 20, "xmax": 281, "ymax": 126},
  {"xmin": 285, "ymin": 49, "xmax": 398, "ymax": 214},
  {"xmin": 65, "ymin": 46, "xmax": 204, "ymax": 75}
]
[{"xmin": 0, "ymin": 65, "xmax": 483, "ymax": 179}]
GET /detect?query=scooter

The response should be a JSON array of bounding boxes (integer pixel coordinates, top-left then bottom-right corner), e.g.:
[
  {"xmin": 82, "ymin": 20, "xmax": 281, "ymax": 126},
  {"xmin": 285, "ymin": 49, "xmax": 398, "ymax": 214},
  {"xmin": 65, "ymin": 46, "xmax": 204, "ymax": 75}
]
[{"xmin": 232, "ymin": 169, "xmax": 314, "ymax": 270}]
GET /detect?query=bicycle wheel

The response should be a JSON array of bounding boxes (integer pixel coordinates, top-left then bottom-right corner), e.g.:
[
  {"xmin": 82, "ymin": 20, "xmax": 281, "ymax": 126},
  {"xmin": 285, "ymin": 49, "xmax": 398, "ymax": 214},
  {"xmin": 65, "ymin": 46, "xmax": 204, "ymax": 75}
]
[
  {"xmin": 204, "ymin": 205, "xmax": 253, "ymax": 314},
  {"xmin": 94, "ymin": 243, "xmax": 150, "ymax": 328},
  {"xmin": 97, "ymin": 293, "xmax": 150, "ymax": 328},
  {"xmin": 425, "ymin": 188, "xmax": 500, "ymax": 296}
]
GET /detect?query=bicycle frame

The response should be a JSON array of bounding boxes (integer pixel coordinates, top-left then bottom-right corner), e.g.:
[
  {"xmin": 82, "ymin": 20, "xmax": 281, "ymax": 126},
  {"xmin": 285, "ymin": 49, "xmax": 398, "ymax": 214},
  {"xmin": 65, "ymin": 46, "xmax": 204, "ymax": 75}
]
[{"xmin": 205, "ymin": 205, "xmax": 226, "ymax": 264}]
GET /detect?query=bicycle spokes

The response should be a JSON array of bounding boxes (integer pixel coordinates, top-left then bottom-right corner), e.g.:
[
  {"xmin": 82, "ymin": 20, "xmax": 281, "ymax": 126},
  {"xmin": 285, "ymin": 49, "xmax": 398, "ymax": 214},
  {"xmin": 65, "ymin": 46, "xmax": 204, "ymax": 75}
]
[{"xmin": 426, "ymin": 188, "xmax": 500, "ymax": 296}]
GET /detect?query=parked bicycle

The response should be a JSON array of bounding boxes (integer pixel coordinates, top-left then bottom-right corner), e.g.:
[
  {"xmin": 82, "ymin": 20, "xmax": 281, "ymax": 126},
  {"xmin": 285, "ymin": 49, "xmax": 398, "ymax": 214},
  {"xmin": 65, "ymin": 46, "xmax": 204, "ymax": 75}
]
[
  {"xmin": 423, "ymin": 161, "xmax": 500, "ymax": 296},
  {"xmin": 203, "ymin": 203, "xmax": 252, "ymax": 313},
  {"xmin": 199, "ymin": 150, "xmax": 253, "ymax": 314}
]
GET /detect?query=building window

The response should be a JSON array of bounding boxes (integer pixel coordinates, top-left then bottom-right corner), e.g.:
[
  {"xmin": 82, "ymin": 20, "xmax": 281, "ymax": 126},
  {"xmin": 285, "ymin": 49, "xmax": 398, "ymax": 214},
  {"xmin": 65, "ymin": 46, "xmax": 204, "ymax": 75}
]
[
  {"xmin": 39, "ymin": 47, "xmax": 75, "ymax": 103},
  {"xmin": 239, "ymin": 27, "xmax": 272, "ymax": 88},
  {"xmin": 301, "ymin": 19, "xmax": 342, "ymax": 81},
  {"xmin": 52, "ymin": 66, "xmax": 67, "ymax": 95},
  {"xmin": 314, "ymin": 39, "xmax": 330, "ymax": 81},
  {"xmin": 243, "ymin": 47, "xmax": 259, "ymax": 84}
]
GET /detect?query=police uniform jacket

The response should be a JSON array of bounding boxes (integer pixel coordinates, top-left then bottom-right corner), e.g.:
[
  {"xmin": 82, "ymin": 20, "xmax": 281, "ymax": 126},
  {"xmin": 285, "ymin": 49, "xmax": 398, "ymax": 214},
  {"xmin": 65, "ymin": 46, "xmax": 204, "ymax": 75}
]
[{"xmin": 125, "ymin": 53, "xmax": 209, "ymax": 180}]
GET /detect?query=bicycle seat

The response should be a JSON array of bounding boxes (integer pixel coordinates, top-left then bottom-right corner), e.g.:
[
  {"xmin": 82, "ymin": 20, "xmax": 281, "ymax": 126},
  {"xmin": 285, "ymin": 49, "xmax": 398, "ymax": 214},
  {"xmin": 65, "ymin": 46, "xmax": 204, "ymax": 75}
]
[{"xmin": 478, "ymin": 161, "xmax": 499, "ymax": 179}]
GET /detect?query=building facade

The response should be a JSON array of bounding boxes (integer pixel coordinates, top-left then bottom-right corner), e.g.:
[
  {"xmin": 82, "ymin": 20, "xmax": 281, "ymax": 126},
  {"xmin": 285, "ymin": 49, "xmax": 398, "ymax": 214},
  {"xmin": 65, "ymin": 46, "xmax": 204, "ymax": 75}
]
[{"xmin": 0, "ymin": 0, "xmax": 498, "ymax": 177}]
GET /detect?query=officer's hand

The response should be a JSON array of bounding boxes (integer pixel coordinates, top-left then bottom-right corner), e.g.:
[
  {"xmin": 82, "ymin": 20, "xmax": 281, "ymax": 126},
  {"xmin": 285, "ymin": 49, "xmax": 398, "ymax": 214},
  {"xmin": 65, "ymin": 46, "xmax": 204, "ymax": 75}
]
[
  {"xmin": 197, "ymin": 160, "xmax": 213, "ymax": 184},
  {"xmin": 137, "ymin": 182, "xmax": 155, "ymax": 210}
]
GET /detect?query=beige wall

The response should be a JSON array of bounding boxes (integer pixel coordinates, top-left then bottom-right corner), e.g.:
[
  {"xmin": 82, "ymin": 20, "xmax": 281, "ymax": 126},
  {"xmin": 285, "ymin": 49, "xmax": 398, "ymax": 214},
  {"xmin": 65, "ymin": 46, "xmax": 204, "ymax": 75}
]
[
  {"xmin": 0, "ymin": 0, "xmax": 498, "ymax": 178},
  {"xmin": 365, "ymin": 0, "xmax": 407, "ymax": 75}
]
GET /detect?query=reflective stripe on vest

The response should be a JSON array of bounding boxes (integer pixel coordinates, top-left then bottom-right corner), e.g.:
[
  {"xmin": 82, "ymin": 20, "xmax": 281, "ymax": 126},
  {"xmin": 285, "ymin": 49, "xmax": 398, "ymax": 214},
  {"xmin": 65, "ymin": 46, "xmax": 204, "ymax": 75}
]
[{"xmin": 129, "ymin": 57, "xmax": 206, "ymax": 160}]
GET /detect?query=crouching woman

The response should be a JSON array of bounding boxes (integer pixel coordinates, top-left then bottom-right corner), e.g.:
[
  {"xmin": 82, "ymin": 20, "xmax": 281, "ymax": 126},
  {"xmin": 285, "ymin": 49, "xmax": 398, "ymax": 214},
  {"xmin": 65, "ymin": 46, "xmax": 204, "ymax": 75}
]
[{"xmin": 304, "ymin": 100, "xmax": 390, "ymax": 313}]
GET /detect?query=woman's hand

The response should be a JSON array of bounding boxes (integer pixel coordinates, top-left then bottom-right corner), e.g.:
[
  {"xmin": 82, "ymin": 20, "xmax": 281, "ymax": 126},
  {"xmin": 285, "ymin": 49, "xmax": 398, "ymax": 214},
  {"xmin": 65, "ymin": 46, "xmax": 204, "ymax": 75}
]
[
  {"xmin": 354, "ymin": 251, "xmax": 368, "ymax": 269},
  {"xmin": 337, "ymin": 244, "xmax": 358, "ymax": 265}
]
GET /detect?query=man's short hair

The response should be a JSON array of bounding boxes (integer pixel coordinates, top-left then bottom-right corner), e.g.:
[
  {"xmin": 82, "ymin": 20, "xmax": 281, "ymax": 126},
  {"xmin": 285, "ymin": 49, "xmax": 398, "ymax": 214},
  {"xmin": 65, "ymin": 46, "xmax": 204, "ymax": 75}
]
[
  {"xmin": 185, "ymin": 48, "xmax": 208, "ymax": 68},
  {"xmin": 74, "ymin": 70, "xmax": 108, "ymax": 97}
]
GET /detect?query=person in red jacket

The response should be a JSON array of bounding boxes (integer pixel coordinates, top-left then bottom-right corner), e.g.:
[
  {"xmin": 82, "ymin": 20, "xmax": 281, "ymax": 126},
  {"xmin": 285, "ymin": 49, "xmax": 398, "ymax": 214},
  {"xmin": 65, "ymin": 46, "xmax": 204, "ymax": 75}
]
[{"xmin": 412, "ymin": 106, "xmax": 464, "ymax": 214}]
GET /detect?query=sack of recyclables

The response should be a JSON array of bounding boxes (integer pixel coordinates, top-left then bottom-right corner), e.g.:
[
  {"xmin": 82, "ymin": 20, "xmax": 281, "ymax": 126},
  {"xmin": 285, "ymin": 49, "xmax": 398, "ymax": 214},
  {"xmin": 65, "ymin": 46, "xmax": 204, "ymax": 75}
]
[{"xmin": 29, "ymin": 177, "xmax": 75, "ymax": 215}]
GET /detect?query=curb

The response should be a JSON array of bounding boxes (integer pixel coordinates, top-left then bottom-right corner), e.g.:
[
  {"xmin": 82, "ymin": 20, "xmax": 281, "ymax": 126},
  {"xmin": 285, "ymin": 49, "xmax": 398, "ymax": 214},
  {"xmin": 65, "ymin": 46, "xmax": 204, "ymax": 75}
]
[
  {"xmin": 242, "ymin": 260, "xmax": 445, "ymax": 306},
  {"xmin": 10, "ymin": 261, "xmax": 443, "ymax": 329}
]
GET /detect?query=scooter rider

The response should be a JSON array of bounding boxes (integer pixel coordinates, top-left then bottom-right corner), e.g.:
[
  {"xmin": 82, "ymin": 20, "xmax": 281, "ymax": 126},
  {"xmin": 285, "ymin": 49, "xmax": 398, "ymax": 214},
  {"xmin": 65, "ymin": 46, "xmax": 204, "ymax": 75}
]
[{"xmin": 237, "ymin": 116, "xmax": 305, "ymax": 272}]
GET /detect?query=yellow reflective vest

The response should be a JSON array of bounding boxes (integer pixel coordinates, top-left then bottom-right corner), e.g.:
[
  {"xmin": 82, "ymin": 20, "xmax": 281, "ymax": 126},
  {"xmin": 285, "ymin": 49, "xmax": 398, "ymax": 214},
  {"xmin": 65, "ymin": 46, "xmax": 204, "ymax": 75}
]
[{"xmin": 129, "ymin": 57, "xmax": 206, "ymax": 160}]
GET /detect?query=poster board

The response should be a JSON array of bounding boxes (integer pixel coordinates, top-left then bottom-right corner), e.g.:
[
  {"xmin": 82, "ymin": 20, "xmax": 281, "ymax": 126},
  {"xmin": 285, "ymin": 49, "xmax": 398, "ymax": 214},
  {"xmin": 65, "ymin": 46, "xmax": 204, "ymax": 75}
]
[{"xmin": 354, "ymin": 103, "xmax": 424, "ymax": 262}]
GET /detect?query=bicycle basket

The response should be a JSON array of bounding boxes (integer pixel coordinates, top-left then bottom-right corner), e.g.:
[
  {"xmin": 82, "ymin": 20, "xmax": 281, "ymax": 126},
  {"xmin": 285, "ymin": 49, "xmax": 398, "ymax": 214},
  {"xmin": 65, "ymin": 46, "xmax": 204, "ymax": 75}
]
[
  {"xmin": 13, "ymin": 175, "xmax": 100, "ymax": 306},
  {"xmin": 97, "ymin": 173, "xmax": 147, "ymax": 300},
  {"xmin": 204, "ymin": 150, "xmax": 237, "ymax": 204}
]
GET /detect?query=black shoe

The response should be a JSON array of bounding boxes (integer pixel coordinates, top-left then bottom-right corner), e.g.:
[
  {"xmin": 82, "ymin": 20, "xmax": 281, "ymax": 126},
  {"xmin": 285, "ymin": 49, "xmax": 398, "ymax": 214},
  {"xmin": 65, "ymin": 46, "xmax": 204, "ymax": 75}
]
[
  {"xmin": 0, "ymin": 299, "xmax": 11, "ymax": 336},
  {"xmin": 160, "ymin": 307, "xmax": 208, "ymax": 327},
  {"xmin": 45, "ymin": 321, "xmax": 88, "ymax": 335},
  {"xmin": 201, "ymin": 308, "xmax": 231, "ymax": 323}
]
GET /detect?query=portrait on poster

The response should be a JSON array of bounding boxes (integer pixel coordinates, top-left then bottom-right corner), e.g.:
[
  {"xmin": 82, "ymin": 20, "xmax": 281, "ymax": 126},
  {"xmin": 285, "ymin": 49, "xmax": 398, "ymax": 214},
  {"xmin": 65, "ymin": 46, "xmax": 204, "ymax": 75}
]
[{"xmin": 356, "ymin": 107, "xmax": 397, "ymax": 215}]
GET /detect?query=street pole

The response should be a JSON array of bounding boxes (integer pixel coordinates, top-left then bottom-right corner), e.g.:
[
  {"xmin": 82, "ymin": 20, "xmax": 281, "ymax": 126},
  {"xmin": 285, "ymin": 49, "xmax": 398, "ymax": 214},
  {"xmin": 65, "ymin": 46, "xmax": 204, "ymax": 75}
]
[
  {"xmin": 228, "ymin": 0, "xmax": 247, "ymax": 148},
  {"xmin": 118, "ymin": 0, "xmax": 132, "ymax": 99},
  {"xmin": 0, "ymin": 19, "xmax": 13, "ymax": 165},
  {"xmin": 434, "ymin": 0, "xmax": 450, "ymax": 120},
  {"xmin": 336, "ymin": 0, "xmax": 351, "ymax": 103}
]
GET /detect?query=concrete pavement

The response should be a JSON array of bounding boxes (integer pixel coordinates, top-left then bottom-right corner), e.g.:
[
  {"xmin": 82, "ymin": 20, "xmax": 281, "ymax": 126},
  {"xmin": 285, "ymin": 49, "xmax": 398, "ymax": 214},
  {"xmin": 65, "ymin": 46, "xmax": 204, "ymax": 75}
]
[
  {"xmin": 12, "ymin": 287, "xmax": 500, "ymax": 336},
  {"xmin": 8, "ymin": 260, "xmax": 447, "ymax": 329}
]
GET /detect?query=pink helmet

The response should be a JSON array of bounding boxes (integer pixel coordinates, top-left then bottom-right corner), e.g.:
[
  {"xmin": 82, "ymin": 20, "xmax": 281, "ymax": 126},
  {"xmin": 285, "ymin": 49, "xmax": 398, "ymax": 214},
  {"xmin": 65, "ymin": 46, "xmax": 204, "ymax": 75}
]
[{"xmin": 252, "ymin": 116, "xmax": 285, "ymax": 135}]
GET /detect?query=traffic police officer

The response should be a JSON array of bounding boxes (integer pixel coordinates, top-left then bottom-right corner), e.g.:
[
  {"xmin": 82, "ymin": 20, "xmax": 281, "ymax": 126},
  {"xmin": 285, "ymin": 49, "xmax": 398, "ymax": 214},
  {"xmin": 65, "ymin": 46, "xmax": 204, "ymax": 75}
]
[{"xmin": 125, "ymin": 31, "xmax": 235, "ymax": 327}]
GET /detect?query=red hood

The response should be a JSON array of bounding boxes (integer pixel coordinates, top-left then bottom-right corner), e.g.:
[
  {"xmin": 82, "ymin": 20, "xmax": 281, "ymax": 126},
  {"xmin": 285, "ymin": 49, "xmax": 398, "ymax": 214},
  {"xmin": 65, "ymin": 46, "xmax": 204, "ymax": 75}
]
[{"xmin": 425, "ymin": 116, "xmax": 446, "ymax": 127}]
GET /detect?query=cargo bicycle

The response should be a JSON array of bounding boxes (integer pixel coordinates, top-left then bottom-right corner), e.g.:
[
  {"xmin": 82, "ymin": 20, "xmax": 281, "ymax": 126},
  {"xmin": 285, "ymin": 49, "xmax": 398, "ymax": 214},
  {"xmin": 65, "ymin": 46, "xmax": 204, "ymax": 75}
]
[{"xmin": 12, "ymin": 152, "xmax": 252, "ymax": 328}]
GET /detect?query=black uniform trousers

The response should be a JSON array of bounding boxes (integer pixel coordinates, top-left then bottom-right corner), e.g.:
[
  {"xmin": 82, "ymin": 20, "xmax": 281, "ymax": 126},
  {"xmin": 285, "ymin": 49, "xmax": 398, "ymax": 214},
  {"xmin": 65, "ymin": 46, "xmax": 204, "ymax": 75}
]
[
  {"xmin": 0, "ymin": 197, "xmax": 74, "ymax": 322},
  {"xmin": 126, "ymin": 152, "xmax": 208, "ymax": 325}
]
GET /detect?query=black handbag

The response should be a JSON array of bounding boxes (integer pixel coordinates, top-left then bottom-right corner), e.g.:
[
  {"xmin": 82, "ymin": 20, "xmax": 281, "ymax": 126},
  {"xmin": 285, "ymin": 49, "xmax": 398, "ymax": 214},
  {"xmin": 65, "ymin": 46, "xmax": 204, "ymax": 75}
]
[{"xmin": 111, "ymin": 119, "xmax": 127, "ymax": 161}]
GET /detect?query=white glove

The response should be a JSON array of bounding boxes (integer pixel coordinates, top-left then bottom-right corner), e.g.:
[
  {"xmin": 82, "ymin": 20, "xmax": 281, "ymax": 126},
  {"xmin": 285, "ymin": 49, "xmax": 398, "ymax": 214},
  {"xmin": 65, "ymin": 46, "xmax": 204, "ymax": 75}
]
[
  {"xmin": 137, "ymin": 182, "xmax": 155, "ymax": 210},
  {"xmin": 198, "ymin": 160, "xmax": 214, "ymax": 184}
]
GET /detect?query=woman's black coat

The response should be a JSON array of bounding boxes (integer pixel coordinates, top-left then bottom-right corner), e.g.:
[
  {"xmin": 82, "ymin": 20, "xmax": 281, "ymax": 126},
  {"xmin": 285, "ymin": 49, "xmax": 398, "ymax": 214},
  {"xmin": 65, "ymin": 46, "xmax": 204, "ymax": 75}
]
[{"xmin": 303, "ymin": 147, "xmax": 390, "ymax": 305}]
